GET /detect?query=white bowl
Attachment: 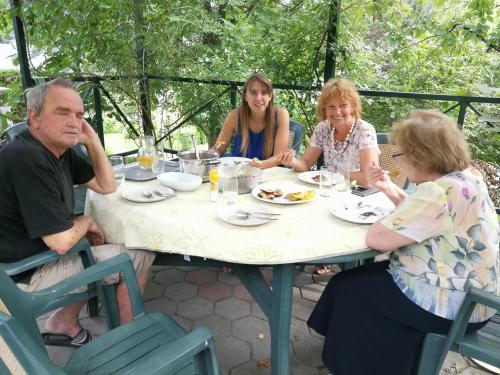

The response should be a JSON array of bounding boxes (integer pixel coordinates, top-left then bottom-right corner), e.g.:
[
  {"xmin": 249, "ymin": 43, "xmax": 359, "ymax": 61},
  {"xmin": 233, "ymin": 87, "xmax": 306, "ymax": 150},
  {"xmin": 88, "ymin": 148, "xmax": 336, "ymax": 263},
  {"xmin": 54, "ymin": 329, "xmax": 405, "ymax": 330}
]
[
  {"xmin": 158, "ymin": 172, "xmax": 202, "ymax": 192},
  {"xmin": 219, "ymin": 166, "xmax": 263, "ymax": 194}
]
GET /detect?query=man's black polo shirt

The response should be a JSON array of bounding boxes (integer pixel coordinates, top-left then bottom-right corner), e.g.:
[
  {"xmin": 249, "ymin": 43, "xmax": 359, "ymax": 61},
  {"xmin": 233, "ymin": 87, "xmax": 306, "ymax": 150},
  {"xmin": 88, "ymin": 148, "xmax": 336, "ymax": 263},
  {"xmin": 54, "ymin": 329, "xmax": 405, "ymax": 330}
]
[{"xmin": 0, "ymin": 129, "xmax": 94, "ymax": 262}]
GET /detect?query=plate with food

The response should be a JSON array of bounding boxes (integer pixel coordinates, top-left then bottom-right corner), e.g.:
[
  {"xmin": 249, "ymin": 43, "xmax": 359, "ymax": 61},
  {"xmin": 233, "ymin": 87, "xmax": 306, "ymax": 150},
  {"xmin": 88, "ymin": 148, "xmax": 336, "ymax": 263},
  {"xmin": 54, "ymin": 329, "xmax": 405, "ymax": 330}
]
[
  {"xmin": 330, "ymin": 197, "xmax": 394, "ymax": 224},
  {"xmin": 251, "ymin": 184, "xmax": 316, "ymax": 205},
  {"xmin": 298, "ymin": 170, "xmax": 344, "ymax": 185}
]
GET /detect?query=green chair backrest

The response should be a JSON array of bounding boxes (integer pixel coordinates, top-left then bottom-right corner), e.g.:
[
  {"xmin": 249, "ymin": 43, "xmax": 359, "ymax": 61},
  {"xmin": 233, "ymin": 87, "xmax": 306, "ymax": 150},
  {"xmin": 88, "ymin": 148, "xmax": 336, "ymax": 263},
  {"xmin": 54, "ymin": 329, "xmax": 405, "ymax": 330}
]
[
  {"xmin": 3, "ymin": 122, "xmax": 28, "ymax": 141},
  {"xmin": 377, "ymin": 132, "xmax": 389, "ymax": 144},
  {"xmin": 289, "ymin": 120, "xmax": 305, "ymax": 155}
]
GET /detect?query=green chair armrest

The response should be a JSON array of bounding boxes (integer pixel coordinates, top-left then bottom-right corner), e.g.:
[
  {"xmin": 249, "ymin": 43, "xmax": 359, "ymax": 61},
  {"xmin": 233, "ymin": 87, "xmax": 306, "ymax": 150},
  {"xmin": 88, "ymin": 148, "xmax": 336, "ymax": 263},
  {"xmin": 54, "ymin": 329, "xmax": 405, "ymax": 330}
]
[
  {"xmin": 30, "ymin": 253, "xmax": 145, "ymax": 319},
  {"xmin": 433, "ymin": 287, "xmax": 500, "ymax": 373},
  {"xmin": 3, "ymin": 239, "xmax": 95, "ymax": 276}
]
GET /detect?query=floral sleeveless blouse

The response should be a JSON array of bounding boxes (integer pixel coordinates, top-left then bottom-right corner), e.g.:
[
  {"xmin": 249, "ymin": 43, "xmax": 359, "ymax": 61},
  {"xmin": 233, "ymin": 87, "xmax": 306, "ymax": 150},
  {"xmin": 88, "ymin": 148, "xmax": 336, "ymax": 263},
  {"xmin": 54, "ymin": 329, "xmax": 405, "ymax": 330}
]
[{"xmin": 381, "ymin": 170, "xmax": 500, "ymax": 322}]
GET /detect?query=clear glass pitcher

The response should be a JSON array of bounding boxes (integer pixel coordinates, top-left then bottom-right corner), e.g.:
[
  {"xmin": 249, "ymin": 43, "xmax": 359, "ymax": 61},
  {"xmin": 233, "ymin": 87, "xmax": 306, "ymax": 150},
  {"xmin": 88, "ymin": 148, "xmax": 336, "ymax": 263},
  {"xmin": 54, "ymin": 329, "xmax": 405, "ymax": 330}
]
[{"xmin": 137, "ymin": 135, "xmax": 156, "ymax": 170}]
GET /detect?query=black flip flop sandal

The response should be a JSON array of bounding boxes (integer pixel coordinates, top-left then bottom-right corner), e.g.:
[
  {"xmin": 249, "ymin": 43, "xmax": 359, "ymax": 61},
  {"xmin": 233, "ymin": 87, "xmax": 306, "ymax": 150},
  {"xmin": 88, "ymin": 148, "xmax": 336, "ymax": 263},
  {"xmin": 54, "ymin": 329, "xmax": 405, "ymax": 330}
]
[{"xmin": 41, "ymin": 328, "xmax": 95, "ymax": 348}]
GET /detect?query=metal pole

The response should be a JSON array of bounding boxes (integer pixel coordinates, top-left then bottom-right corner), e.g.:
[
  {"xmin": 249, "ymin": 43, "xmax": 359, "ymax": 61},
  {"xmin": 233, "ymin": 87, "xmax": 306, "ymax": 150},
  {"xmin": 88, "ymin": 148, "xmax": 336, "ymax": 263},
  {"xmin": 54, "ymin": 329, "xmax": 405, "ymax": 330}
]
[
  {"xmin": 457, "ymin": 101, "xmax": 468, "ymax": 130},
  {"xmin": 323, "ymin": 0, "xmax": 342, "ymax": 83},
  {"xmin": 230, "ymin": 83, "xmax": 238, "ymax": 108},
  {"xmin": 92, "ymin": 82, "xmax": 105, "ymax": 147},
  {"xmin": 133, "ymin": 0, "xmax": 153, "ymax": 136},
  {"xmin": 9, "ymin": 0, "xmax": 35, "ymax": 90}
]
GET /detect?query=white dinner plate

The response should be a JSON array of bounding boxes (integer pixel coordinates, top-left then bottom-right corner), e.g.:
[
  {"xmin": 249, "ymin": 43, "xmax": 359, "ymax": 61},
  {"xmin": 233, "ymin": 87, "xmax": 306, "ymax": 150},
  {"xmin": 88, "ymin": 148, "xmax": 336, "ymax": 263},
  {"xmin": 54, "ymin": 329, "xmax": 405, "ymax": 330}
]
[
  {"xmin": 330, "ymin": 194, "xmax": 394, "ymax": 224},
  {"xmin": 219, "ymin": 156, "xmax": 252, "ymax": 168},
  {"xmin": 218, "ymin": 205, "xmax": 275, "ymax": 227},
  {"xmin": 297, "ymin": 170, "xmax": 344, "ymax": 185},
  {"xmin": 251, "ymin": 183, "xmax": 316, "ymax": 205},
  {"xmin": 121, "ymin": 186, "xmax": 175, "ymax": 203}
]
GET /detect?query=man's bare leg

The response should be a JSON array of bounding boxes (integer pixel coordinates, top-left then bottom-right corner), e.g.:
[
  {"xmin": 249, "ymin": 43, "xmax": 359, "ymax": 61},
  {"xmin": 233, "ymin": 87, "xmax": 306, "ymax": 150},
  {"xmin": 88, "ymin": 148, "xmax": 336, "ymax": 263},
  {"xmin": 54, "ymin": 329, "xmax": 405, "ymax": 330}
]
[
  {"xmin": 116, "ymin": 271, "xmax": 149, "ymax": 325},
  {"xmin": 44, "ymin": 301, "xmax": 86, "ymax": 337}
]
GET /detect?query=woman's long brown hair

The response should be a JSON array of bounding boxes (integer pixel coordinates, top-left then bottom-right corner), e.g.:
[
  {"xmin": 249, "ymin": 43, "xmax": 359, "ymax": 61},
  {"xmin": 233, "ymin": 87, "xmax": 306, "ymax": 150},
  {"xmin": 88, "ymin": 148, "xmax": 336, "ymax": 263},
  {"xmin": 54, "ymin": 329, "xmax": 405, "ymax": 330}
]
[{"xmin": 239, "ymin": 72, "xmax": 275, "ymax": 159}]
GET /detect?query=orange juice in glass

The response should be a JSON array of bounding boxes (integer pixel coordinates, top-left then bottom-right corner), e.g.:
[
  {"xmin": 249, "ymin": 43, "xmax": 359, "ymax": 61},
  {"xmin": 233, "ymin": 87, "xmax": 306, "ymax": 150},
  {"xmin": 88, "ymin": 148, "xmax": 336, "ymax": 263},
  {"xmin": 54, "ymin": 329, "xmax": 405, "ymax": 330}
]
[{"xmin": 137, "ymin": 135, "xmax": 155, "ymax": 170}]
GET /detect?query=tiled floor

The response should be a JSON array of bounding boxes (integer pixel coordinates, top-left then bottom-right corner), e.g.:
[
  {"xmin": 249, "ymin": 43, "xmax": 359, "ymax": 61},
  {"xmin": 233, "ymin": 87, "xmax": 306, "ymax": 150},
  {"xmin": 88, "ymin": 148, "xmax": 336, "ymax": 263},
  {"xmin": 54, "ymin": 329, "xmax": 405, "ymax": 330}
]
[{"xmin": 42, "ymin": 265, "xmax": 493, "ymax": 374}]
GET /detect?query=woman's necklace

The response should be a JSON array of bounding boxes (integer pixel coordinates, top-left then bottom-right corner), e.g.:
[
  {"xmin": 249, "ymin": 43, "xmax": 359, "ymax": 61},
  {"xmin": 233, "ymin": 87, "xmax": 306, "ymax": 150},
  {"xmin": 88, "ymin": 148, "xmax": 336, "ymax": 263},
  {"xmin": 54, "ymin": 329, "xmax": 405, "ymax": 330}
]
[{"xmin": 330, "ymin": 118, "xmax": 357, "ymax": 155}]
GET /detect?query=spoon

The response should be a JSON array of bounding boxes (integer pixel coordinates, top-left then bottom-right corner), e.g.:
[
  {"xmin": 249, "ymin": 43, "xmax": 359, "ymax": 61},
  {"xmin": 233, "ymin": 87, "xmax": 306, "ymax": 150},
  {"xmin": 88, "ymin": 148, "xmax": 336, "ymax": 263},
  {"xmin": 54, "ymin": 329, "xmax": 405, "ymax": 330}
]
[
  {"xmin": 141, "ymin": 191, "xmax": 154, "ymax": 198},
  {"xmin": 191, "ymin": 134, "xmax": 200, "ymax": 160}
]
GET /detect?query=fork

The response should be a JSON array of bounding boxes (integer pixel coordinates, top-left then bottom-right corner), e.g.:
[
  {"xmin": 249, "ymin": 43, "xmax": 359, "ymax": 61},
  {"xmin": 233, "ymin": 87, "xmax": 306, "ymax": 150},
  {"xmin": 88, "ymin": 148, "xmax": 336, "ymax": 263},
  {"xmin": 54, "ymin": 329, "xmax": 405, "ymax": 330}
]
[{"xmin": 153, "ymin": 190, "xmax": 173, "ymax": 198}]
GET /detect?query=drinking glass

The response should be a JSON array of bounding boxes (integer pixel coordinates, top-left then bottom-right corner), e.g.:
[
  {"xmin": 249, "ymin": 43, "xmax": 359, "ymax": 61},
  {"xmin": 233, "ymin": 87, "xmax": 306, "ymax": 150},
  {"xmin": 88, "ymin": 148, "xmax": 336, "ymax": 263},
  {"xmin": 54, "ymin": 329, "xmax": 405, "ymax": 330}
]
[
  {"xmin": 319, "ymin": 166, "xmax": 334, "ymax": 197},
  {"xmin": 334, "ymin": 161, "xmax": 351, "ymax": 194},
  {"xmin": 222, "ymin": 175, "xmax": 238, "ymax": 206},
  {"xmin": 109, "ymin": 155, "xmax": 125, "ymax": 189},
  {"xmin": 152, "ymin": 149, "xmax": 165, "ymax": 176}
]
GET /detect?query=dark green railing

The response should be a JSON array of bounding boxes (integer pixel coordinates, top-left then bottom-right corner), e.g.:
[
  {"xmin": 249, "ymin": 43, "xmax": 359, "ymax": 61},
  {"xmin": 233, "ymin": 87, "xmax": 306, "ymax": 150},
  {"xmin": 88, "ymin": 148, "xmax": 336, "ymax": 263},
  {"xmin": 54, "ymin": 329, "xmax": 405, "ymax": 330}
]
[{"xmin": 36, "ymin": 75, "xmax": 500, "ymax": 155}]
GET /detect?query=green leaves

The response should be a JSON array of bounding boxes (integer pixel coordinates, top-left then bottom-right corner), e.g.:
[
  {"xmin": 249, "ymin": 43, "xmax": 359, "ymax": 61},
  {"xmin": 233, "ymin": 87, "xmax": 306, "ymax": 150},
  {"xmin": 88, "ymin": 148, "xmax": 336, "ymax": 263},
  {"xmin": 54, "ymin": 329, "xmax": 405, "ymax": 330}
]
[{"xmin": 1, "ymin": 0, "xmax": 497, "ymax": 152}]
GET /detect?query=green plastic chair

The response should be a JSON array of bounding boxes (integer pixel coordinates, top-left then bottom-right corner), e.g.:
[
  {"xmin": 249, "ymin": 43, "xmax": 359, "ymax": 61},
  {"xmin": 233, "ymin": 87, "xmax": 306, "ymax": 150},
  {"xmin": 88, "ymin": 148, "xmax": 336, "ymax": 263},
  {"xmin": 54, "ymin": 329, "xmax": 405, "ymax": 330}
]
[
  {"xmin": 0, "ymin": 252, "xmax": 220, "ymax": 375},
  {"xmin": 1, "ymin": 239, "xmax": 120, "ymax": 329},
  {"xmin": 414, "ymin": 287, "xmax": 500, "ymax": 375}
]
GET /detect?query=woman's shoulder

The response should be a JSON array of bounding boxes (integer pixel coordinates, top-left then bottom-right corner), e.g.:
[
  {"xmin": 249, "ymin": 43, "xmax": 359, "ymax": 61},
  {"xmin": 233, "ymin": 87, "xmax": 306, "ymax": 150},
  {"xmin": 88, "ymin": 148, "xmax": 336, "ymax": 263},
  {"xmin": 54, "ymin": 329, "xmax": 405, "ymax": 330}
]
[
  {"xmin": 436, "ymin": 171, "xmax": 482, "ymax": 189},
  {"xmin": 225, "ymin": 109, "xmax": 240, "ymax": 127},
  {"xmin": 357, "ymin": 119, "xmax": 376, "ymax": 133},
  {"xmin": 227, "ymin": 108, "xmax": 240, "ymax": 119},
  {"xmin": 275, "ymin": 108, "xmax": 290, "ymax": 127},
  {"xmin": 417, "ymin": 171, "xmax": 487, "ymax": 206},
  {"xmin": 275, "ymin": 107, "xmax": 289, "ymax": 116},
  {"xmin": 435, "ymin": 171, "xmax": 490, "ymax": 198}
]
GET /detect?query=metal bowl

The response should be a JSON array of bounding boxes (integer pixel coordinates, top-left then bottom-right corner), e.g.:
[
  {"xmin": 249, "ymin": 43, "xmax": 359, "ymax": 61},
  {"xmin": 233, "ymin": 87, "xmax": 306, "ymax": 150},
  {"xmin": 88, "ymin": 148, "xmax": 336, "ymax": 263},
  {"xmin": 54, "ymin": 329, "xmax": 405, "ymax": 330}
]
[{"xmin": 178, "ymin": 150, "xmax": 220, "ymax": 182}]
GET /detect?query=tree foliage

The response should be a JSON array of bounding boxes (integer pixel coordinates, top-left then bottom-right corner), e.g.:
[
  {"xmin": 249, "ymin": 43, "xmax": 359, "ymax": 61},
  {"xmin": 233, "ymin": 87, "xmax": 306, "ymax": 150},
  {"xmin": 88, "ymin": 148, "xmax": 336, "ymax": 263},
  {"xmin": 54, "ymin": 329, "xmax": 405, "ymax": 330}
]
[{"xmin": 0, "ymin": 0, "xmax": 498, "ymax": 162}]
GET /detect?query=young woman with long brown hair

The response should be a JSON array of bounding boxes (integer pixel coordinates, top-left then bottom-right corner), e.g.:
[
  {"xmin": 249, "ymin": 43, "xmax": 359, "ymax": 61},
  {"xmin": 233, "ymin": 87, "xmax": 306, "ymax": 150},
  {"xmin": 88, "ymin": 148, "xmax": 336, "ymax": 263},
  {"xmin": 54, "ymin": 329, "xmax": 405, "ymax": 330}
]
[{"xmin": 214, "ymin": 72, "xmax": 290, "ymax": 169}]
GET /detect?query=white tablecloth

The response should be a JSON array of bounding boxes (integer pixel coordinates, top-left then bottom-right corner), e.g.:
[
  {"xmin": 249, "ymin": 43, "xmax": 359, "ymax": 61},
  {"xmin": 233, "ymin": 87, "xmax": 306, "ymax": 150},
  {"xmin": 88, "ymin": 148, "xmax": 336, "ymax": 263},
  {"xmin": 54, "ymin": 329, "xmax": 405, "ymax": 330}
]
[{"xmin": 85, "ymin": 167, "xmax": 387, "ymax": 265}]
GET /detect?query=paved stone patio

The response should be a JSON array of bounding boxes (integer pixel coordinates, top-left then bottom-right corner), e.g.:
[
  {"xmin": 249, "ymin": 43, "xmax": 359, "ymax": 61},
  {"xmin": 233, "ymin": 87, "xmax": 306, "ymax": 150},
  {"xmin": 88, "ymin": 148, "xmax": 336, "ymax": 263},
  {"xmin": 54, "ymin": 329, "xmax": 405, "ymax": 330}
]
[{"xmin": 41, "ymin": 264, "xmax": 494, "ymax": 374}]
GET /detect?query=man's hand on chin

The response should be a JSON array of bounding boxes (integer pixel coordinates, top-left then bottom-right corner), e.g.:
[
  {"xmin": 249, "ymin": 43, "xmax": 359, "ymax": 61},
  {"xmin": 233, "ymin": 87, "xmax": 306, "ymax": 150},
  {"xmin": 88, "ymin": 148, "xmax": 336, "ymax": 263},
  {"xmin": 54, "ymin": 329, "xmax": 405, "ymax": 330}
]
[{"xmin": 78, "ymin": 119, "xmax": 99, "ymax": 147}]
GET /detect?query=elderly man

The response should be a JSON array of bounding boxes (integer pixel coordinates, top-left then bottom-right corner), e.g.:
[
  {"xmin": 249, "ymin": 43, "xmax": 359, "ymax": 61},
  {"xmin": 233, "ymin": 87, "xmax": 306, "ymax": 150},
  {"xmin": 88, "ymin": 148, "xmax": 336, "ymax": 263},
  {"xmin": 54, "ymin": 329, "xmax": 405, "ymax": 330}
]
[{"xmin": 0, "ymin": 78, "xmax": 155, "ymax": 347}]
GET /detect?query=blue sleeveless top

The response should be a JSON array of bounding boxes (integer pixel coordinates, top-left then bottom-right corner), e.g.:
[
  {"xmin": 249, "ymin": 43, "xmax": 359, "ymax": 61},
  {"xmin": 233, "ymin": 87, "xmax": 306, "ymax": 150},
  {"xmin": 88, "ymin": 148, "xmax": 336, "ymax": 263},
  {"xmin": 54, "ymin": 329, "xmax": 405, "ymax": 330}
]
[{"xmin": 231, "ymin": 111, "xmax": 278, "ymax": 160}]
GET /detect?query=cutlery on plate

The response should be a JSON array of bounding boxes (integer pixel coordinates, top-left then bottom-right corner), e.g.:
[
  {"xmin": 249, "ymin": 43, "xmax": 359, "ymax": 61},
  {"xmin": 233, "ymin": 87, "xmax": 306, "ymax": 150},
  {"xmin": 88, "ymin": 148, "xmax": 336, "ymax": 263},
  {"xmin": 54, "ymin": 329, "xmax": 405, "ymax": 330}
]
[
  {"xmin": 356, "ymin": 201, "xmax": 369, "ymax": 209},
  {"xmin": 153, "ymin": 189, "xmax": 174, "ymax": 197},
  {"xmin": 236, "ymin": 209, "xmax": 280, "ymax": 216},
  {"xmin": 235, "ymin": 212, "xmax": 279, "ymax": 220}
]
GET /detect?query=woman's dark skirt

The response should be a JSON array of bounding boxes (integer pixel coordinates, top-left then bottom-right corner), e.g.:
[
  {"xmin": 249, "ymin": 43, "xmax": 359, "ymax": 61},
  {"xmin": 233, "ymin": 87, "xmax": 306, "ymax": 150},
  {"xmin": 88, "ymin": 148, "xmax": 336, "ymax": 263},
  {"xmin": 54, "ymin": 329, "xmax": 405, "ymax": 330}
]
[{"xmin": 307, "ymin": 260, "xmax": 486, "ymax": 375}]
